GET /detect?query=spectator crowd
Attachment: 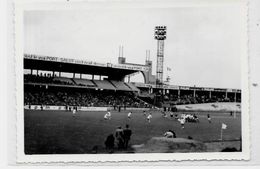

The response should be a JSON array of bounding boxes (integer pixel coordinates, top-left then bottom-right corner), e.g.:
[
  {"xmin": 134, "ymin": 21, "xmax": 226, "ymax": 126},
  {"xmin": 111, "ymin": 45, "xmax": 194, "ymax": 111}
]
[
  {"xmin": 164, "ymin": 93, "xmax": 240, "ymax": 105},
  {"xmin": 24, "ymin": 89, "xmax": 148, "ymax": 108},
  {"xmin": 24, "ymin": 74, "xmax": 241, "ymax": 107}
]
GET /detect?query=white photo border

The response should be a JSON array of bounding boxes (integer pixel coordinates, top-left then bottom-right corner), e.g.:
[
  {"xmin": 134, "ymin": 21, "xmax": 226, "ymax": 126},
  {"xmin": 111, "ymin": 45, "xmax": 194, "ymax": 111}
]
[{"xmin": 15, "ymin": 0, "xmax": 250, "ymax": 163}]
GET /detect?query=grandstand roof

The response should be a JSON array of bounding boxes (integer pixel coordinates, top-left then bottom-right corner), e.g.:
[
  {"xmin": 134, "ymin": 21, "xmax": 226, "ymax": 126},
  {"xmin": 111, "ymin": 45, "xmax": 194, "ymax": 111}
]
[{"xmin": 24, "ymin": 54, "xmax": 149, "ymax": 80}]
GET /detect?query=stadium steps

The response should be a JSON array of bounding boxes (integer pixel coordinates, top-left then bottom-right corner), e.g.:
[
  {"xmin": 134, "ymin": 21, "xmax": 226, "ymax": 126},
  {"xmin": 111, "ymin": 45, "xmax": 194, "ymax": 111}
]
[
  {"xmin": 71, "ymin": 78, "xmax": 77, "ymax": 85},
  {"xmin": 91, "ymin": 80, "xmax": 98, "ymax": 87},
  {"xmin": 109, "ymin": 80, "xmax": 132, "ymax": 91},
  {"xmin": 53, "ymin": 77, "xmax": 75, "ymax": 85},
  {"xmin": 125, "ymin": 83, "xmax": 140, "ymax": 92},
  {"xmin": 73, "ymin": 78, "xmax": 97, "ymax": 88},
  {"xmin": 107, "ymin": 80, "xmax": 118, "ymax": 89},
  {"xmin": 92, "ymin": 80, "xmax": 116, "ymax": 90},
  {"xmin": 134, "ymin": 95, "xmax": 154, "ymax": 108}
]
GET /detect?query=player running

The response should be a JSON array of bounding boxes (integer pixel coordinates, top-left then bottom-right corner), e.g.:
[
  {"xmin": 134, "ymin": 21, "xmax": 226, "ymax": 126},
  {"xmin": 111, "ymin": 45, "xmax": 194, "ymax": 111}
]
[
  {"xmin": 147, "ymin": 113, "xmax": 152, "ymax": 123},
  {"xmin": 178, "ymin": 117, "xmax": 185, "ymax": 129},
  {"xmin": 207, "ymin": 114, "xmax": 211, "ymax": 123},
  {"xmin": 72, "ymin": 108, "xmax": 76, "ymax": 117}
]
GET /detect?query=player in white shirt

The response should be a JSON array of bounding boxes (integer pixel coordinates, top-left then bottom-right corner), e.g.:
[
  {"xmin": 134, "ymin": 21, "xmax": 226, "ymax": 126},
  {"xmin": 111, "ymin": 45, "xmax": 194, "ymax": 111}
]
[
  {"xmin": 164, "ymin": 131, "xmax": 174, "ymax": 138},
  {"xmin": 104, "ymin": 113, "xmax": 108, "ymax": 120},
  {"xmin": 104, "ymin": 111, "xmax": 111, "ymax": 120},
  {"xmin": 127, "ymin": 112, "xmax": 132, "ymax": 120},
  {"xmin": 72, "ymin": 108, "xmax": 76, "ymax": 117},
  {"xmin": 164, "ymin": 130, "xmax": 176, "ymax": 138},
  {"xmin": 147, "ymin": 113, "xmax": 152, "ymax": 123},
  {"xmin": 178, "ymin": 118, "xmax": 185, "ymax": 129}
]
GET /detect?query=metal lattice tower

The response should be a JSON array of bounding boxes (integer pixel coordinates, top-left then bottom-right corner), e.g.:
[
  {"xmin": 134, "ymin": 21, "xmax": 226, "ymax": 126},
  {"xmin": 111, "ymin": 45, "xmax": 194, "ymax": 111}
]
[{"xmin": 154, "ymin": 26, "xmax": 166, "ymax": 88}]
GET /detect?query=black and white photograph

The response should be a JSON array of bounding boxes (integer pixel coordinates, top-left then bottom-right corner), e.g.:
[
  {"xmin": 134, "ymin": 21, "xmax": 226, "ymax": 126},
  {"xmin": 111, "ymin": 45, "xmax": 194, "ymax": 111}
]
[{"xmin": 15, "ymin": 0, "xmax": 249, "ymax": 163}]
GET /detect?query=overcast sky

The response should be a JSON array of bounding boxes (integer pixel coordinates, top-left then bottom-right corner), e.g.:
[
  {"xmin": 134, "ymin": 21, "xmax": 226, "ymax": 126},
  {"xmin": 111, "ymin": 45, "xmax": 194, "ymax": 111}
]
[{"xmin": 24, "ymin": 4, "xmax": 244, "ymax": 89}]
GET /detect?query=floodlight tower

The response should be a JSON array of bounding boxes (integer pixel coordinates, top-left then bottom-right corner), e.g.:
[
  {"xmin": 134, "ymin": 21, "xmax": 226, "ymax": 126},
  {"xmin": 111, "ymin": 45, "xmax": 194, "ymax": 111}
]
[{"xmin": 154, "ymin": 26, "xmax": 166, "ymax": 88}]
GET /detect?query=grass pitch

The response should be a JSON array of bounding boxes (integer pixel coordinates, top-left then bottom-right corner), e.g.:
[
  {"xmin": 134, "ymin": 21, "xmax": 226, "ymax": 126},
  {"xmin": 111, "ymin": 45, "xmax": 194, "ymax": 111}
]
[{"xmin": 24, "ymin": 109, "xmax": 241, "ymax": 154}]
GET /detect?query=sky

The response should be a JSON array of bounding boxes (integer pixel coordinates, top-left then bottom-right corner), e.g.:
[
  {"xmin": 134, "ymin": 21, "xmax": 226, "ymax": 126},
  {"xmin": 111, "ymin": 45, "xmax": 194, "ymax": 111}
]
[{"xmin": 24, "ymin": 4, "xmax": 244, "ymax": 89}]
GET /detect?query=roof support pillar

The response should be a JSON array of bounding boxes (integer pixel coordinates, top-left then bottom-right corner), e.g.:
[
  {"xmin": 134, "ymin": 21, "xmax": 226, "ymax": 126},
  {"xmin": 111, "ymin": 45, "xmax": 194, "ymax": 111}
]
[
  {"xmin": 99, "ymin": 75, "xmax": 101, "ymax": 80},
  {"xmin": 80, "ymin": 74, "xmax": 82, "ymax": 79},
  {"xmin": 73, "ymin": 73, "xmax": 75, "ymax": 78},
  {"xmin": 31, "ymin": 69, "xmax": 33, "ymax": 75},
  {"xmin": 53, "ymin": 71, "xmax": 55, "ymax": 77},
  {"xmin": 209, "ymin": 91, "xmax": 212, "ymax": 98},
  {"xmin": 92, "ymin": 74, "xmax": 94, "ymax": 80},
  {"xmin": 225, "ymin": 91, "xmax": 228, "ymax": 99},
  {"xmin": 59, "ymin": 72, "xmax": 61, "ymax": 77}
]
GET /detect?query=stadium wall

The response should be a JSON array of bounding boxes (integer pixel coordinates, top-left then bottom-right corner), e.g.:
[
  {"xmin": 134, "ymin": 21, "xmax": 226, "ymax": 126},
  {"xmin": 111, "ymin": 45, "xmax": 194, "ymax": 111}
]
[
  {"xmin": 24, "ymin": 105, "xmax": 107, "ymax": 111},
  {"xmin": 24, "ymin": 105, "xmax": 151, "ymax": 111}
]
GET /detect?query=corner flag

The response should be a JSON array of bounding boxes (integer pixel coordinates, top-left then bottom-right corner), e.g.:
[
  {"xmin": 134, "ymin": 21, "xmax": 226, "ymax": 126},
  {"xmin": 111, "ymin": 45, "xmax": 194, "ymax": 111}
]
[{"xmin": 220, "ymin": 123, "xmax": 227, "ymax": 140}]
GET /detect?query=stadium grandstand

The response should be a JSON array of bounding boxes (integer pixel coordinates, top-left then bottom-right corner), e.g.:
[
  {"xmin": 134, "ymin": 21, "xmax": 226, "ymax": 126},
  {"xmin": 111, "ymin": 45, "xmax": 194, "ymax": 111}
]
[{"xmin": 24, "ymin": 54, "xmax": 241, "ymax": 111}]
